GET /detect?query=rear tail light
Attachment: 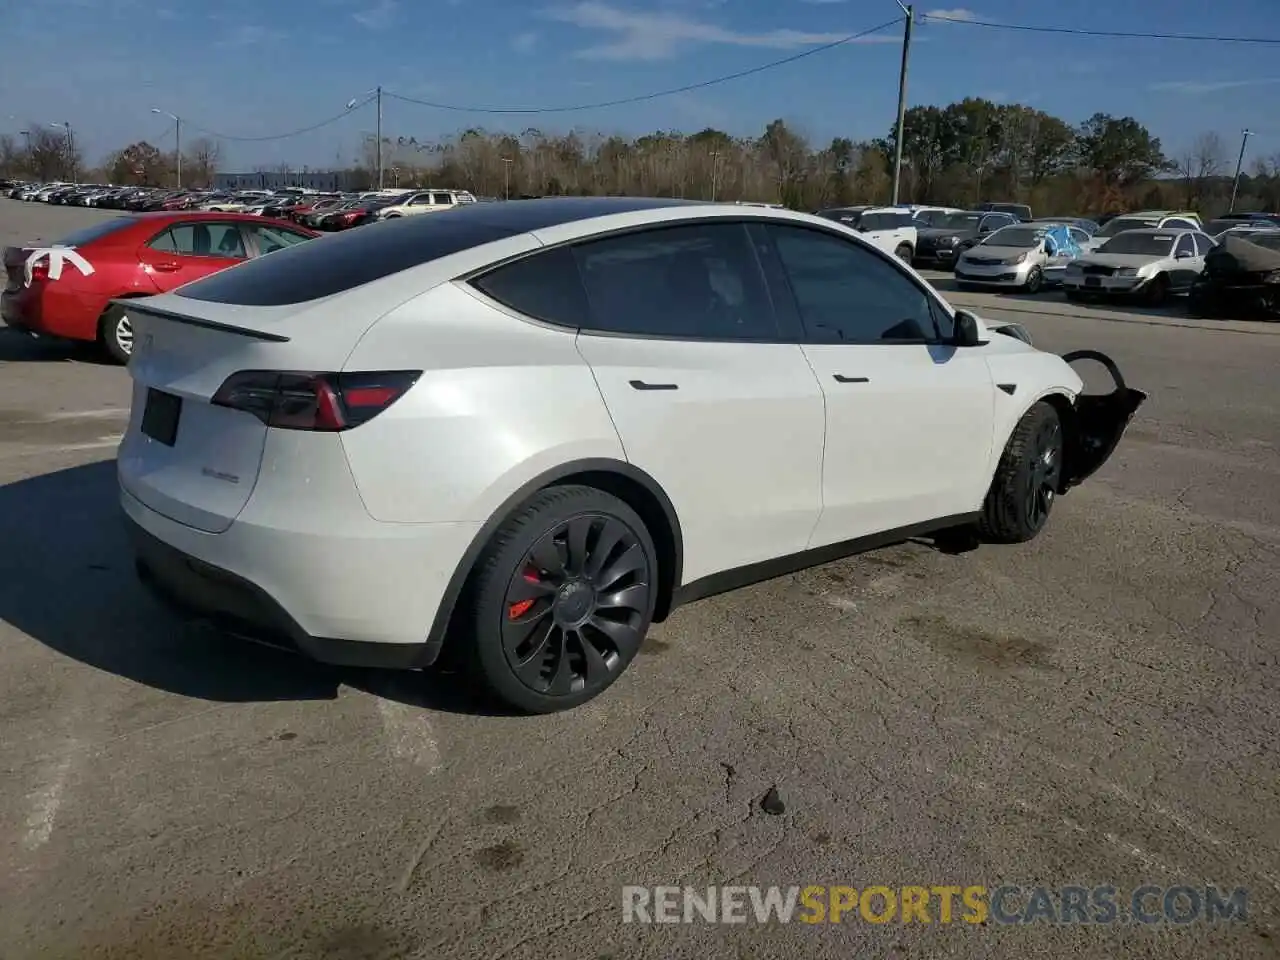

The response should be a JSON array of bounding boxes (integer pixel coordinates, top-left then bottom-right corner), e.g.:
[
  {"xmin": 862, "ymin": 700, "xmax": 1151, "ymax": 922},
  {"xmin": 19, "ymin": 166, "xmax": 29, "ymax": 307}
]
[{"xmin": 211, "ymin": 370, "xmax": 421, "ymax": 431}]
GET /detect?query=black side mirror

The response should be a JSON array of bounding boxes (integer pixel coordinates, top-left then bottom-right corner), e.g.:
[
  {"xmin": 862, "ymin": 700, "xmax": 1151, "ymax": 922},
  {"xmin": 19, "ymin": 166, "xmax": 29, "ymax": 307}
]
[{"xmin": 953, "ymin": 310, "xmax": 983, "ymax": 347}]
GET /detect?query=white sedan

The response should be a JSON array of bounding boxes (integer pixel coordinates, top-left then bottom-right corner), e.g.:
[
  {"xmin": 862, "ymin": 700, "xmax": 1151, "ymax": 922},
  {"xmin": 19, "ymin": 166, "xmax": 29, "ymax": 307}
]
[
  {"xmin": 1063, "ymin": 228, "xmax": 1214, "ymax": 304},
  {"xmin": 116, "ymin": 198, "xmax": 1146, "ymax": 712}
]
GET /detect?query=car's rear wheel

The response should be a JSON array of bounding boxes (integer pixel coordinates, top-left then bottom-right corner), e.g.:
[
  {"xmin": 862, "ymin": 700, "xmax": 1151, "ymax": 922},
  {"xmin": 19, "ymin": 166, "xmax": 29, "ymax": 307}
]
[
  {"xmin": 978, "ymin": 401, "xmax": 1063, "ymax": 544},
  {"xmin": 465, "ymin": 485, "xmax": 657, "ymax": 713},
  {"xmin": 894, "ymin": 243, "xmax": 913, "ymax": 262},
  {"xmin": 99, "ymin": 304, "xmax": 132, "ymax": 364}
]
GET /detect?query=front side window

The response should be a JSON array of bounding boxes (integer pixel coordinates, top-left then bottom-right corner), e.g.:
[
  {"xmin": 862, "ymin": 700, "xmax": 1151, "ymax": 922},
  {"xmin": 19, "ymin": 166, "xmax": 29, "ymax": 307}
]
[
  {"xmin": 767, "ymin": 225, "xmax": 939, "ymax": 343},
  {"xmin": 572, "ymin": 222, "xmax": 777, "ymax": 341},
  {"xmin": 1174, "ymin": 234, "xmax": 1195, "ymax": 258},
  {"xmin": 1193, "ymin": 233, "xmax": 1215, "ymax": 256},
  {"xmin": 409, "ymin": 193, "xmax": 433, "ymax": 206}
]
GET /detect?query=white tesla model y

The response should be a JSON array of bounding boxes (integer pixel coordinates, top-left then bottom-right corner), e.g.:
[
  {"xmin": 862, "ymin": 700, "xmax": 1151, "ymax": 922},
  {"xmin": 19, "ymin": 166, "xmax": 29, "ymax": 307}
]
[{"xmin": 117, "ymin": 197, "xmax": 1146, "ymax": 712}]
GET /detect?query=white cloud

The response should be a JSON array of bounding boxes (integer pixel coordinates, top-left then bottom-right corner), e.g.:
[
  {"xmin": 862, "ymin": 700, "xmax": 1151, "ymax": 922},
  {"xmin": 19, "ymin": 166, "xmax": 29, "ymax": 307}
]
[
  {"xmin": 511, "ymin": 31, "xmax": 540, "ymax": 53},
  {"xmin": 546, "ymin": 1, "xmax": 899, "ymax": 60},
  {"xmin": 353, "ymin": 0, "xmax": 397, "ymax": 29},
  {"xmin": 1149, "ymin": 77, "xmax": 1280, "ymax": 94},
  {"xmin": 923, "ymin": 8, "xmax": 976, "ymax": 21}
]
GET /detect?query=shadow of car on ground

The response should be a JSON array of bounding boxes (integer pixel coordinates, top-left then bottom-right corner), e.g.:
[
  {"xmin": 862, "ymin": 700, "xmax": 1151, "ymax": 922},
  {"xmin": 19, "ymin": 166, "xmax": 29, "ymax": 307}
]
[{"xmin": 0, "ymin": 458, "xmax": 504, "ymax": 715}]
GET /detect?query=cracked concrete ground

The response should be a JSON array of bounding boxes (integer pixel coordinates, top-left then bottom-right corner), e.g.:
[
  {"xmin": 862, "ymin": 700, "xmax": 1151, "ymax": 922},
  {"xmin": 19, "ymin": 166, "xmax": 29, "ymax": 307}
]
[{"xmin": 1, "ymin": 201, "xmax": 1278, "ymax": 958}]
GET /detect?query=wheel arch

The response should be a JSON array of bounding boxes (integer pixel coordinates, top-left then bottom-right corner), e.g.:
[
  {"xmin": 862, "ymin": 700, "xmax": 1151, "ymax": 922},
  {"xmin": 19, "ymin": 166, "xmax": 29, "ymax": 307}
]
[
  {"xmin": 423, "ymin": 458, "xmax": 684, "ymax": 664},
  {"xmin": 987, "ymin": 386, "xmax": 1078, "ymax": 484}
]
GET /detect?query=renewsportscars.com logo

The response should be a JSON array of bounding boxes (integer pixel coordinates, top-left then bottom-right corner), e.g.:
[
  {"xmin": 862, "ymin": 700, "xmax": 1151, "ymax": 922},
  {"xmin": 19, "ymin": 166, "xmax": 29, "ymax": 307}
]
[{"xmin": 622, "ymin": 884, "xmax": 1249, "ymax": 926}]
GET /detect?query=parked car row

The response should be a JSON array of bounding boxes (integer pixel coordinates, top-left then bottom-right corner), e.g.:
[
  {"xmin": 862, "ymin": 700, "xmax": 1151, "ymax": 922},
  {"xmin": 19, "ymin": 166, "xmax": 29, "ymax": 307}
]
[{"xmin": 5, "ymin": 181, "xmax": 480, "ymax": 233}]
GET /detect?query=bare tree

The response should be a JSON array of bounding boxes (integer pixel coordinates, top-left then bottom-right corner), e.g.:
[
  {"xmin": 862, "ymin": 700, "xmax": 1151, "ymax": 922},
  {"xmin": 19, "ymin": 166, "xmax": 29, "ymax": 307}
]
[{"xmin": 1175, "ymin": 131, "xmax": 1226, "ymax": 209}]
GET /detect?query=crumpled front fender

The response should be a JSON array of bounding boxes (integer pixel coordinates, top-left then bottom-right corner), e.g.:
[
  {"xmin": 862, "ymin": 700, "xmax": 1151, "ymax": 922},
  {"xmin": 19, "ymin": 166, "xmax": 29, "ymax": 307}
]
[{"xmin": 1059, "ymin": 350, "xmax": 1148, "ymax": 491}]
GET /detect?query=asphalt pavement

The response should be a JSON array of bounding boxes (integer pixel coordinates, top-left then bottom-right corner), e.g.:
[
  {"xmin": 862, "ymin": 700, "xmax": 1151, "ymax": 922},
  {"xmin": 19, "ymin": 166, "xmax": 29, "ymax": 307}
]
[{"xmin": 2, "ymin": 199, "xmax": 1278, "ymax": 959}]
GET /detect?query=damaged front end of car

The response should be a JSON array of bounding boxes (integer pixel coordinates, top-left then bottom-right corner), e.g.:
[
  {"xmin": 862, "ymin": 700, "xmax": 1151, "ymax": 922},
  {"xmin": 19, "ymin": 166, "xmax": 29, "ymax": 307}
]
[{"xmin": 1057, "ymin": 349, "xmax": 1148, "ymax": 492}]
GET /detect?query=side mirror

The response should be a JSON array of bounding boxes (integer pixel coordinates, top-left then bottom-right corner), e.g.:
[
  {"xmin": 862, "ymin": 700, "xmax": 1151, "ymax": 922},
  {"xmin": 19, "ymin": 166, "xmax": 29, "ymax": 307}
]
[
  {"xmin": 1175, "ymin": 249, "xmax": 1193, "ymax": 260},
  {"xmin": 953, "ymin": 310, "xmax": 982, "ymax": 347}
]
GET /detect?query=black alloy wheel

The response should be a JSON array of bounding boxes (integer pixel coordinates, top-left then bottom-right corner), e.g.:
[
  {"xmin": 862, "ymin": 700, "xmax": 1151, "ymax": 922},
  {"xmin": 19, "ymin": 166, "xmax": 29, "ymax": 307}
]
[
  {"xmin": 467, "ymin": 485, "xmax": 657, "ymax": 712},
  {"xmin": 1024, "ymin": 415, "xmax": 1063, "ymax": 530}
]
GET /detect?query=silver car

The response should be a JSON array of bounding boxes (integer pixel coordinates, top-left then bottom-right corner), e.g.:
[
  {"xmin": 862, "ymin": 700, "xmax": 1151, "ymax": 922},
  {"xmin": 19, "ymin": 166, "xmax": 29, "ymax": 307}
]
[
  {"xmin": 1062, "ymin": 228, "xmax": 1213, "ymax": 304},
  {"xmin": 954, "ymin": 222, "xmax": 1091, "ymax": 293}
]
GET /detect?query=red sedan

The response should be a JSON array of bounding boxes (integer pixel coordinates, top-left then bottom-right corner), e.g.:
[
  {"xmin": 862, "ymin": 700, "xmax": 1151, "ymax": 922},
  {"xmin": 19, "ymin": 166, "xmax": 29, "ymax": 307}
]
[{"xmin": 1, "ymin": 212, "xmax": 317, "ymax": 363}]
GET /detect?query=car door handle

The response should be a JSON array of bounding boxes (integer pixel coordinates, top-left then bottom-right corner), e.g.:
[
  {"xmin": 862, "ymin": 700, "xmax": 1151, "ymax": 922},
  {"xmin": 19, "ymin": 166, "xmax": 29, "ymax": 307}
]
[
  {"xmin": 629, "ymin": 380, "xmax": 679, "ymax": 391},
  {"xmin": 833, "ymin": 374, "xmax": 870, "ymax": 384},
  {"xmin": 151, "ymin": 261, "xmax": 182, "ymax": 272}
]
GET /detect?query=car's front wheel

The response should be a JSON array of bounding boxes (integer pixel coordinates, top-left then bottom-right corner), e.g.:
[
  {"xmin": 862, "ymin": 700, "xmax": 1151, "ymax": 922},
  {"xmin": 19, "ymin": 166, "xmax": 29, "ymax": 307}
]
[
  {"xmin": 1023, "ymin": 266, "xmax": 1044, "ymax": 294},
  {"xmin": 978, "ymin": 401, "xmax": 1063, "ymax": 544},
  {"xmin": 464, "ymin": 485, "xmax": 658, "ymax": 713}
]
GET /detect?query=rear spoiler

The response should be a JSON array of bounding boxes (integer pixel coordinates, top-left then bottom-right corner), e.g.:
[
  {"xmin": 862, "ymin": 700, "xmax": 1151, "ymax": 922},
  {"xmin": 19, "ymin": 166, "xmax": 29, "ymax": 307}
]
[{"xmin": 109, "ymin": 299, "xmax": 291, "ymax": 343}]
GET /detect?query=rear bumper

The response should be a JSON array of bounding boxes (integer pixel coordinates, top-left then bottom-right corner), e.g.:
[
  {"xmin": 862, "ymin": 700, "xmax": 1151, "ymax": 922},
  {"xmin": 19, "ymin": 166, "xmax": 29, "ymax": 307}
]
[{"xmin": 121, "ymin": 481, "xmax": 483, "ymax": 669}]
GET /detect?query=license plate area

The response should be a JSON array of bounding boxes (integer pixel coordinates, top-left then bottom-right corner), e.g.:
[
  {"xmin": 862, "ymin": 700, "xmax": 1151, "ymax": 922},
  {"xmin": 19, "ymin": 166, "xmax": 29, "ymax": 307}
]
[{"xmin": 141, "ymin": 388, "xmax": 182, "ymax": 446}]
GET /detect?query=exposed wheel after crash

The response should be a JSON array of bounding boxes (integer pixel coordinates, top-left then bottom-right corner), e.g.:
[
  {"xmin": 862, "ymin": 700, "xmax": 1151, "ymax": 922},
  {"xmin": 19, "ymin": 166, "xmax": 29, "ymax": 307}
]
[{"xmin": 116, "ymin": 198, "xmax": 1147, "ymax": 713}]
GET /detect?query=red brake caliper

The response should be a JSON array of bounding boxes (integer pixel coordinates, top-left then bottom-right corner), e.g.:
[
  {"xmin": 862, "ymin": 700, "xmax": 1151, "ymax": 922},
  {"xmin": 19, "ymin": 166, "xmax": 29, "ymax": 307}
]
[{"xmin": 508, "ymin": 570, "xmax": 542, "ymax": 620}]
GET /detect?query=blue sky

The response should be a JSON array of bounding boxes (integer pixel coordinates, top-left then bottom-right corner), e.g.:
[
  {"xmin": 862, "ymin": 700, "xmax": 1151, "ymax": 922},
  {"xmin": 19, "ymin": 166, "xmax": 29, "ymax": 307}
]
[{"xmin": 3, "ymin": 0, "xmax": 1277, "ymax": 171}]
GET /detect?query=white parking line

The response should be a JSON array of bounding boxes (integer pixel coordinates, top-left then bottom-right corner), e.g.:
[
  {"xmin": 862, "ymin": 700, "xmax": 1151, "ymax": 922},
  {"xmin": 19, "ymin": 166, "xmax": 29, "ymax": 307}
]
[
  {"xmin": 20, "ymin": 738, "xmax": 83, "ymax": 852},
  {"xmin": 2, "ymin": 435, "xmax": 123, "ymax": 459},
  {"xmin": 10, "ymin": 408, "xmax": 130, "ymax": 424}
]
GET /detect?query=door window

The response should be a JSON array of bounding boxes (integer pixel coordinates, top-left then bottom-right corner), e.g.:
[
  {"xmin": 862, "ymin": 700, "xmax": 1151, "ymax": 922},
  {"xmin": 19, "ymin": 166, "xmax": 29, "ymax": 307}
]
[
  {"xmin": 431, "ymin": 193, "xmax": 454, "ymax": 206},
  {"xmin": 1174, "ymin": 234, "xmax": 1195, "ymax": 258},
  {"xmin": 1192, "ymin": 233, "xmax": 1215, "ymax": 256},
  {"xmin": 245, "ymin": 224, "xmax": 313, "ymax": 256},
  {"xmin": 571, "ymin": 222, "xmax": 778, "ymax": 341},
  {"xmin": 766, "ymin": 225, "xmax": 941, "ymax": 343},
  {"xmin": 154, "ymin": 222, "xmax": 247, "ymax": 259}
]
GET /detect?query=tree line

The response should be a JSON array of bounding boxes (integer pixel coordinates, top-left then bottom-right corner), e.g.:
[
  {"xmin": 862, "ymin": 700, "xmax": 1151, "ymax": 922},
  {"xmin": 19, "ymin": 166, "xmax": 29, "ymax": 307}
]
[{"xmin": 4, "ymin": 100, "xmax": 1280, "ymax": 216}]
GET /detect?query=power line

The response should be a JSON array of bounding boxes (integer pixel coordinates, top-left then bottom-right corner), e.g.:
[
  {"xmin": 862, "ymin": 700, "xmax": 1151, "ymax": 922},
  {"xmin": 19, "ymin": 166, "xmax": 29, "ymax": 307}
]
[
  {"xmin": 921, "ymin": 13, "xmax": 1280, "ymax": 45},
  {"xmin": 183, "ymin": 94, "xmax": 376, "ymax": 142},
  {"xmin": 385, "ymin": 16, "xmax": 905, "ymax": 115}
]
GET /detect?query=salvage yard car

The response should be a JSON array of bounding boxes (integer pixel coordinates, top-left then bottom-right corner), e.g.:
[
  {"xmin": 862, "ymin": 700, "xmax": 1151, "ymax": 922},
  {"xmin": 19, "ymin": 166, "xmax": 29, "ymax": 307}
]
[
  {"xmin": 1078, "ymin": 210, "xmax": 1202, "ymax": 253},
  {"xmin": 814, "ymin": 205, "xmax": 917, "ymax": 260},
  {"xmin": 913, "ymin": 210, "xmax": 1019, "ymax": 268},
  {"xmin": 115, "ymin": 197, "xmax": 1146, "ymax": 714},
  {"xmin": 1188, "ymin": 232, "xmax": 1280, "ymax": 321},
  {"xmin": 1, "ymin": 212, "xmax": 316, "ymax": 362},
  {"xmin": 1062, "ymin": 227, "xmax": 1213, "ymax": 304},
  {"xmin": 954, "ymin": 222, "xmax": 1088, "ymax": 293}
]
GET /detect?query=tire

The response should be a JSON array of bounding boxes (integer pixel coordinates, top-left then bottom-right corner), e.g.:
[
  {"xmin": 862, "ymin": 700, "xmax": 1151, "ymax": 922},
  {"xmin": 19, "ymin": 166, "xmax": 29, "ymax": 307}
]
[
  {"xmin": 1143, "ymin": 273, "xmax": 1170, "ymax": 305},
  {"xmin": 99, "ymin": 304, "xmax": 133, "ymax": 364},
  {"xmin": 1023, "ymin": 266, "xmax": 1044, "ymax": 294},
  {"xmin": 978, "ymin": 401, "xmax": 1064, "ymax": 544},
  {"xmin": 894, "ymin": 243, "xmax": 913, "ymax": 262},
  {"xmin": 463, "ymin": 484, "xmax": 659, "ymax": 713}
]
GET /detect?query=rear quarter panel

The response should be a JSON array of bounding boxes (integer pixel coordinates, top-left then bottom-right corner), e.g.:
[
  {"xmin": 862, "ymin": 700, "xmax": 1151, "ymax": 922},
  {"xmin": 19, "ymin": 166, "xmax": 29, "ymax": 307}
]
[{"xmin": 338, "ymin": 281, "xmax": 626, "ymax": 525}]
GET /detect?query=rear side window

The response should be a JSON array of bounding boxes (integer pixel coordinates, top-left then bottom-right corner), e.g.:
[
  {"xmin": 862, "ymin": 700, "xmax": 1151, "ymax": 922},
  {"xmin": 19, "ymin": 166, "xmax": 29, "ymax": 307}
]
[
  {"xmin": 572, "ymin": 222, "xmax": 778, "ymax": 341},
  {"xmin": 175, "ymin": 214, "xmax": 516, "ymax": 305},
  {"xmin": 470, "ymin": 246, "xmax": 590, "ymax": 327},
  {"xmin": 52, "ymin": 218, "xmax": 134, "ymax": 248}
]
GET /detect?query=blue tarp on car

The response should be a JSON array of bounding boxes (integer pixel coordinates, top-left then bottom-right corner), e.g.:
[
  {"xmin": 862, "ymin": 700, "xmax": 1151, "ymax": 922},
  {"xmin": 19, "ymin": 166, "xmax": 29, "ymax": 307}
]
[{"xmin": 1040, "ymin": 223, "xmax": 1082, "ymax": 260}]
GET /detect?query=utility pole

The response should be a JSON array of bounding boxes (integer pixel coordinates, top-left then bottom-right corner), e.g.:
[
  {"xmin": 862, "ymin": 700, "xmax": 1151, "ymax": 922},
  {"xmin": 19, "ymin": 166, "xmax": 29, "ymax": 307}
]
[
  {"xmin": 891, "ymin": 2, "xmax": 913, "ymax": 206},
  {"xmin": 710, "ymin": 150, "xmax": 720, "ymax": 201},
  {"xmin": 376, "ymin": 85, "xmax": 384, "ymax": 191},
  {"xmin": 1228, "ymin": 128, "xmax": 1253, "ymax": 214},
  {"xmin": 501, "ymin": 157, "xmax": 513, "ymax": 200},
  {"xmin": 50, "ymin": 121, "xmax": 76, "ymax": 183},
  {"xmin": 151, "ymin": 109, "xmax": 182, "ymax": 188}
]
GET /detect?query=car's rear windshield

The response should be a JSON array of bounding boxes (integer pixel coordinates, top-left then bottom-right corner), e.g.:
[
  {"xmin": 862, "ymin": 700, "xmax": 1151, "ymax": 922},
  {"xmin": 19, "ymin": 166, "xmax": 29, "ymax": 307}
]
[
  {"xmin": 1098, "ymin": 233, "xmax": 1175, "ymax": 255},
  {"xmin": 175, "ymin": 213, "xmax": 518, "ymax": 306},
  {"xmin": 51, "ymin": 218, "xmax": 135, "ymax": 248}
]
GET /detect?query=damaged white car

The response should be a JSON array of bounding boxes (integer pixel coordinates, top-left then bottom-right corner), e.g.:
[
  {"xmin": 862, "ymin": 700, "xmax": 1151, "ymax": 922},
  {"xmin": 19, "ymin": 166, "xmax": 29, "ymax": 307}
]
[{"xmin": 1063, "ymin": 228, "xmax": 1213, "ymax": 304}]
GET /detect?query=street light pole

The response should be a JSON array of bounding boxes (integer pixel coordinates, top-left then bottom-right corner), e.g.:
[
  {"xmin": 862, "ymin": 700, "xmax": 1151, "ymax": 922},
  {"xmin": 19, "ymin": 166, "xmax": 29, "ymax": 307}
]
[
  {"xmin": 1228, "ymin": 128, "xmax": 1254, "ymax": 214},
  {"xmin": 501, "ymin": 157, "xmax": 513, "ymax": 199},
  {"xmin": 50, "ymin": 122, "xmax": 76, "ymax": 183},
  {"xmin": 151, "ymin": 109, "xmax": 182, "ymax": 188},
  {"xmin": 890, "ymin": 2, "xmax": 913, "ymax": 206},
  {"xmin": 346, "ymin": 88, "xmax": 383, "ymax": 190}
]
